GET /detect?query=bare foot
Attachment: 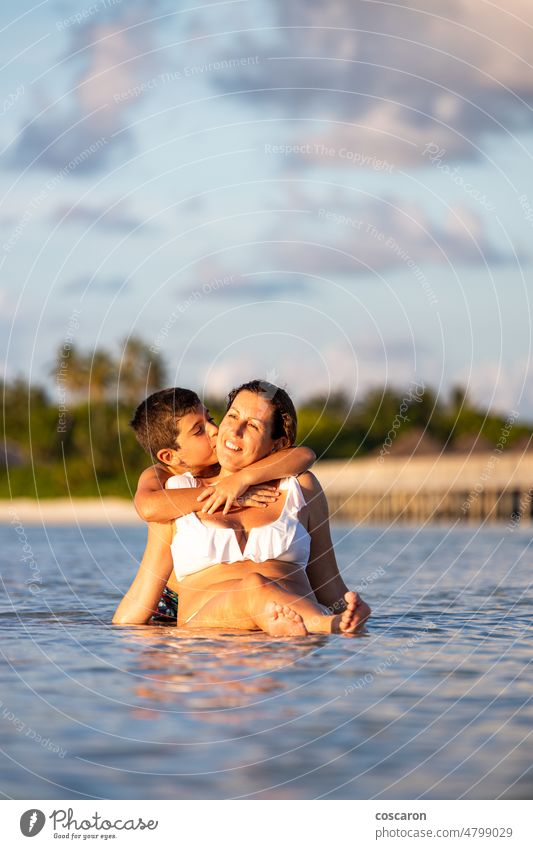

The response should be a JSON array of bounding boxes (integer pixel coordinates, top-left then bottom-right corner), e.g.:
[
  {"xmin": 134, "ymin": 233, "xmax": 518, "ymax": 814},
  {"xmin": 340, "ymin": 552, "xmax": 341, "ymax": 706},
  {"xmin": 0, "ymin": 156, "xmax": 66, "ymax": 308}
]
[
  {"xmin": 264, "ymin": 602, "xmax": 308, "ymax": 637},
  {"xmin": 332, "ymin": 591, "xmax": 370, "ymax": 634}
]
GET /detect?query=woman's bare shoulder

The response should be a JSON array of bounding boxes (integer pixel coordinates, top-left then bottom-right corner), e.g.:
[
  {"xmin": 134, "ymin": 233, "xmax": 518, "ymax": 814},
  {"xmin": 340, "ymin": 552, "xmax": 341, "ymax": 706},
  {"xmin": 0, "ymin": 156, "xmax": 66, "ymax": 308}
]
[
  {"xmin": 296, "ymin": 471, "xmax": 324, "ymax": 498},
  {"xmin": 298, "ymin": 472, "xmax": 321, "ymax": 489}
]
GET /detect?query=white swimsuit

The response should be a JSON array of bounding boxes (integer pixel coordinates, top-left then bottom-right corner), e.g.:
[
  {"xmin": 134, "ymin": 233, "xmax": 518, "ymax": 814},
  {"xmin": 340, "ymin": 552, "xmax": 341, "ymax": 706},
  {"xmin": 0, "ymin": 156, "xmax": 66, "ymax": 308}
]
[{"xmin": 166, "ymin": 473, "xmax": 311, "ymax": 582}]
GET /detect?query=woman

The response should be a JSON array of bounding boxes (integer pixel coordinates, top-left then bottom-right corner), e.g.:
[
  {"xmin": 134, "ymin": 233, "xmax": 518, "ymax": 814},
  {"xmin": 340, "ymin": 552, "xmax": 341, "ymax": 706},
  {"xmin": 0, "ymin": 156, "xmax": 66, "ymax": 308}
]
[{"xmin": 114, "ymin": 381, "xmax": 370, "ymax": 636}]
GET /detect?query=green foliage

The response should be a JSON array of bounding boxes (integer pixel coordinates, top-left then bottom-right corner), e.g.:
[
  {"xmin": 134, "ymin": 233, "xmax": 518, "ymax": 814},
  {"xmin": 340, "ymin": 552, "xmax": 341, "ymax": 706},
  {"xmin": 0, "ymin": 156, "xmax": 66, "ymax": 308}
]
[
  {"xmin": 296, "ymin": 384, "xmax": 531, "ymax": 459},
  {"xmin": 1, "ymin": 348, "xmax": 531, "ymax": 498},
  {"xmin": 49, "ymin": 336, "xmax": 167, "ymax": 404}
]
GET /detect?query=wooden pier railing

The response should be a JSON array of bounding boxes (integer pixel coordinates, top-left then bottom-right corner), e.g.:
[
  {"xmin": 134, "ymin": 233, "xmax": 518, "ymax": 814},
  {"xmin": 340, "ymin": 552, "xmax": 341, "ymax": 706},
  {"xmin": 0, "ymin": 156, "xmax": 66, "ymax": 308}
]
[{"xmin": 314, "ymin": 453, "xmax": 533, "ymax": 525}]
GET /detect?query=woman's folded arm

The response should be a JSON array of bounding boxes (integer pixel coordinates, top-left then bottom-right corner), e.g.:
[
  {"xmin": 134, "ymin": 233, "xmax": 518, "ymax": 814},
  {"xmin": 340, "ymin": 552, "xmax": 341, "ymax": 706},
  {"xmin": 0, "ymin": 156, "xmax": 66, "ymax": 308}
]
[
  {"xmin": 112, "ymin": 522, "xmax": 174, "ymax": 625},
  {"xmin": 298, "ymin": 471, "xmax": 351, "ymax": 612}
]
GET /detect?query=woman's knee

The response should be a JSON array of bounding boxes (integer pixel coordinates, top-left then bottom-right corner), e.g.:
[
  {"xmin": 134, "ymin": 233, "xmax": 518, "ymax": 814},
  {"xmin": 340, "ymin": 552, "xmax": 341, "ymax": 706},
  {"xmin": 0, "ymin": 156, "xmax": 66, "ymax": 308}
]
[{"xmin": 241, "ymin": 572, "xmax": 269, "ymax": 593}]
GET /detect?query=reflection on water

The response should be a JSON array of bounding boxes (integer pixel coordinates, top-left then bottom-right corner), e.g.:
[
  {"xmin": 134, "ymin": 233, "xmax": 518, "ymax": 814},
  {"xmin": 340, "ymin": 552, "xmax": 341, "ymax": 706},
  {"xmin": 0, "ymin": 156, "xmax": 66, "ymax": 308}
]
[
  {"xmin": 124, "ymin": 627, "xmax": 329, "ymax": 711},
  {"xmin": 0, "ymin": 523, "xmax": 531, "ymax": 799}
]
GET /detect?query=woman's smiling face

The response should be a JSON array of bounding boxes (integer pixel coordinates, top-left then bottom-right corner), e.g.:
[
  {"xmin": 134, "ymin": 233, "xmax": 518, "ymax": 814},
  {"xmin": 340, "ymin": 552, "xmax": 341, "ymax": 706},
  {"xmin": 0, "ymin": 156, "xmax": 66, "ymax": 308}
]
[{"xmin": 217, "ymin": 390, "xmax": 279, "ymax": 472}]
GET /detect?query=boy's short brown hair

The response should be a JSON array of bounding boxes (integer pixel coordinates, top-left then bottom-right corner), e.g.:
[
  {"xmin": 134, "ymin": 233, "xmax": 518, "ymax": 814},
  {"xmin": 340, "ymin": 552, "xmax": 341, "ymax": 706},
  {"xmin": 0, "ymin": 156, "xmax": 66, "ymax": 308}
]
[{"xmin": 130, "ymin": 387, "xmax": 201, "ymax": 460}]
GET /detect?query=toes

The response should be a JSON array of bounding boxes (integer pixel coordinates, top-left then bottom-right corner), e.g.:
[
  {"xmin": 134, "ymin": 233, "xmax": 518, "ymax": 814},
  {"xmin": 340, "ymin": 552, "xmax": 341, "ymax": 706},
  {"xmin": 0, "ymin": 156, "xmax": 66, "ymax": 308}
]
[
  {"xmin": 339, "ymin": 607, "xmax": 358, "ymax": 632},
  {"xmin": 267, "ymin": 602, "xmax": 280, "ymax": 619},
  {"xmin": 275, "ymin": 605, "xmax": 306, "ymax": 627},
  {"xmin": 266, "ymin": 603, "xmax": 306, "ymax": 630}
]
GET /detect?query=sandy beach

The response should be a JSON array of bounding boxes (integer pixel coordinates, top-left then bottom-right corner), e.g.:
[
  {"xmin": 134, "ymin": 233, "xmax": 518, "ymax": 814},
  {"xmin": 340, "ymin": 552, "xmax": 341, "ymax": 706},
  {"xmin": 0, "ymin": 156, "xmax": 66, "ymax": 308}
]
[{"xmin": 0, "ymin": 498, "xmax": 139, "ymax": 525}]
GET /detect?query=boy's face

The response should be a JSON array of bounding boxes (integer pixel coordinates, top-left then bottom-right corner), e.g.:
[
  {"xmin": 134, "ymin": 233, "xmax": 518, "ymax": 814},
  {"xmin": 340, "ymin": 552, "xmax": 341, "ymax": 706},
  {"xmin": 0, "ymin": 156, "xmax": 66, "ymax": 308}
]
[{"xmin": 158, "ymin": 405, "xmax": 218, "ymax": 472}]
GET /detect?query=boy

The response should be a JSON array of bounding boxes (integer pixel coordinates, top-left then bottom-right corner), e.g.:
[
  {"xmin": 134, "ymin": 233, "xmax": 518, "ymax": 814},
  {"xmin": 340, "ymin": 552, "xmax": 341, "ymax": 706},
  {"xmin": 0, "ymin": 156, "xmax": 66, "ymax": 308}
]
[{"xmin": 115, "ymin": 387, "xmax": 315, "ymax": 624}]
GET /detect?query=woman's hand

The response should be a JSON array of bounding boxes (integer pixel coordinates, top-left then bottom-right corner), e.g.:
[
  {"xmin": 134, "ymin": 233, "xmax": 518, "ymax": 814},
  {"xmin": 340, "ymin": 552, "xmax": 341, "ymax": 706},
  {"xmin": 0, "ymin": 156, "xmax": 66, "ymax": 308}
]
[{"xmin": 196, "ymin": 475, "xmax": 280, "ymax": 515}]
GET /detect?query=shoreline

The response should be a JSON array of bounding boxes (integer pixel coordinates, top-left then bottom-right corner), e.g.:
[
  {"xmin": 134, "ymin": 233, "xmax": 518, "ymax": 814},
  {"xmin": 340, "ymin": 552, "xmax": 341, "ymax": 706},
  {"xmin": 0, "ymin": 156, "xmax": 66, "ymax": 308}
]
[{"xmin": 1, "ymin": 498, "xmax": 140, "ymax": 525}]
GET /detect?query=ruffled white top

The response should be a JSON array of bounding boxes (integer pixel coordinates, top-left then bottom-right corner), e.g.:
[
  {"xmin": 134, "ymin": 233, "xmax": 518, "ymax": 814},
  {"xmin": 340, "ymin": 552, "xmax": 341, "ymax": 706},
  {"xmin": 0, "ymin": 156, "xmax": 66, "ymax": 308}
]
[{"xmin": 167, "ymin": 473, "xmax": 311, "ymax": 582}]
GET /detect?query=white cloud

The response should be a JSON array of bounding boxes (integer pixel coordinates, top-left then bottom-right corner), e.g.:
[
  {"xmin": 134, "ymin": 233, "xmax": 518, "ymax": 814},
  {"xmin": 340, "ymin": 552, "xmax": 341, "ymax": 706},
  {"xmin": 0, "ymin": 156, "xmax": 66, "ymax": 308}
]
[
  {"xmin": 195, "ymin": 0, "xmax": 533, "ymax": 166},
  {"xmin": 9, "ymin": 4, "xmax": 160, "ymax": 172},
  {"xmin": 259, "ymin": 190, "xmax": 510, "ymax": 277}
]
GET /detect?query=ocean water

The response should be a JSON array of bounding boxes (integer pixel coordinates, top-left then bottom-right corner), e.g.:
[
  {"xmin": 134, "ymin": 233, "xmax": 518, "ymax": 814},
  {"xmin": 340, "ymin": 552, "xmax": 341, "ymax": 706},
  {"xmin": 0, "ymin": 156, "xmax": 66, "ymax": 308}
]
[{"xmin": 0, "ymin": 520, "xmax": 531, "ymax": 800}]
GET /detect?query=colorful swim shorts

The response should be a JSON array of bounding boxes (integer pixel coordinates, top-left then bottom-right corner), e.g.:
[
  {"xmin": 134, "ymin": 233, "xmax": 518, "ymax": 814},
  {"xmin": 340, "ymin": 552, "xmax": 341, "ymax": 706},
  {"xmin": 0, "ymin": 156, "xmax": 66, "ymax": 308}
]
[{"xmin": 151, "ymin": 586, "xmax": 178, "ymax": 624}]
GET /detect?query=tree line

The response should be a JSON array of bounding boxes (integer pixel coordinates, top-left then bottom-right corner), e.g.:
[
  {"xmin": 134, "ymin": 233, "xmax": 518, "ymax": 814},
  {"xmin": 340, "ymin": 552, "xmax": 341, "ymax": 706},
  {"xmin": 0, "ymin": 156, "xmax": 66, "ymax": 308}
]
[{"xmin": 1, "ymin": 338, "xmax": 530, "ymax": 498}]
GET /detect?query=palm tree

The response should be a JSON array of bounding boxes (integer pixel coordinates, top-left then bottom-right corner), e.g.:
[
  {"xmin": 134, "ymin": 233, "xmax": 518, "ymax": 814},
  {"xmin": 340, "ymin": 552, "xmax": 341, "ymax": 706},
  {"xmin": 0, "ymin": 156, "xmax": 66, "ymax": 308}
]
[
  {"xmin": 116, "ymin": 336, "xmax": 167, "ymax": 405},
  {"xmin": 87, "ymin": 348, "xmax": 116, "ymax": 403},
  {"xmin": 51, "ymin": 344, "xmax": 89, "ymax": 401}
]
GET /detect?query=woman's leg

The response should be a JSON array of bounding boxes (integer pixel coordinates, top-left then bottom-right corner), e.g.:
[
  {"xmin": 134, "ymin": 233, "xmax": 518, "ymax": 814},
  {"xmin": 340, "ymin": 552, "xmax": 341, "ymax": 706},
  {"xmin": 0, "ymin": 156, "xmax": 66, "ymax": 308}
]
[
  {"xmin": 181, "ymin": 572, "xmax": 306, "ymax": 635},
  {"xmin": 183, "ymin": 572, "xmax": 365, "ymax": 635}
]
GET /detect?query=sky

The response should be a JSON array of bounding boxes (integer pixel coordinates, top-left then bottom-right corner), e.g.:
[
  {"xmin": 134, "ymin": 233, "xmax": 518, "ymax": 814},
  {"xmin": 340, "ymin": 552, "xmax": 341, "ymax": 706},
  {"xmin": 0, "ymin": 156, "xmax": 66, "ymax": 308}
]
[{"xmin": 1, "ymin": 0, "xmax": 532, "ymax": 415}]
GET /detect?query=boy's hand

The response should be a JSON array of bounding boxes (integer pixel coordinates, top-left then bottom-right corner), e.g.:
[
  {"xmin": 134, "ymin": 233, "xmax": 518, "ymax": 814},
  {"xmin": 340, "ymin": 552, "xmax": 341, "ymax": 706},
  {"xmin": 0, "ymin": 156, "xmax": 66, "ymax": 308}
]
[
  {"xmin": 197, "ymin": 476, "xmax": 280, "ymax": 515},
  {"xmin": 237, "ymin": 484, "xmax": 281, "ymax": 511}
]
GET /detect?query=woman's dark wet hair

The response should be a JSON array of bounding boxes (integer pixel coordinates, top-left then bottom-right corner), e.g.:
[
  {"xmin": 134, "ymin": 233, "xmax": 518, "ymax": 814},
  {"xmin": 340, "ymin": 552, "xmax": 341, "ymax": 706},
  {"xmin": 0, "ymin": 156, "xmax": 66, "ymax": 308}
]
[{"xmin": 226, "ymin": 380, "xmax": 297, "ymax": 447}]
